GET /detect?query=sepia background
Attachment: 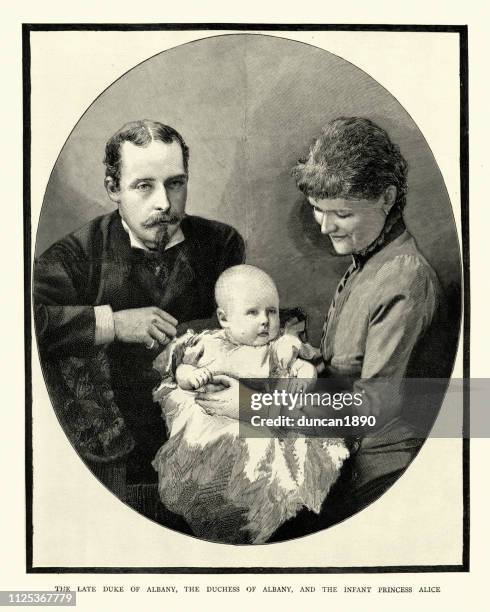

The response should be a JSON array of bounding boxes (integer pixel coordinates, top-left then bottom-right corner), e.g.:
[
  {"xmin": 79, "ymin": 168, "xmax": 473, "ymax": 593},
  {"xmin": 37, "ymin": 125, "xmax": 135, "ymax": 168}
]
[{"xmin": 35, "ymin": 34, "xmax": 461, "ymax": 344}]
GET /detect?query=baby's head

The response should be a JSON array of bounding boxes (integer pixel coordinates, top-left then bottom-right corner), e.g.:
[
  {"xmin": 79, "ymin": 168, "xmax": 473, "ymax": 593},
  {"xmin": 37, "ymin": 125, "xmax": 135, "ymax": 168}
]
[{"xmin": 215, "ymin": 265, "xmax": 280, "ymax": 346}]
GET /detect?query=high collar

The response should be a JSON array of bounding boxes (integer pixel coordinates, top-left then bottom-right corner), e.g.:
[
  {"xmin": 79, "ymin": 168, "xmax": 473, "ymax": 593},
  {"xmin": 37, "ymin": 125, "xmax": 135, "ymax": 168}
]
[{"xmin": 352, "ymin": 205, "xmax": 406, "ymax": 268}]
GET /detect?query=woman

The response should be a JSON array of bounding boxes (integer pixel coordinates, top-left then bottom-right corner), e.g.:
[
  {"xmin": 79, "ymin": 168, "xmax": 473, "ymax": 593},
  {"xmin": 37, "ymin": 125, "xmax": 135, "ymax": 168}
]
[{"xmin": 197, "ymin": 117, "xmax": 446, "ymax": 535}]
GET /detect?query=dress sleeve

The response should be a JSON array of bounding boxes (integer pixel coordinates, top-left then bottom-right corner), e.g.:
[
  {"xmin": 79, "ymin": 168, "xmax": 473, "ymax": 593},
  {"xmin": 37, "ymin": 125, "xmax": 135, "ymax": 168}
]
[
  {"xmin": 353, "ymin": 255, "xmax": 439, "ymax": 423},
  {"xmin": 34, "ymin": 241, "xmax": 97, "ymax": 358},
  {"xmin": 152, "ymin": 330, "xmax": 205, "ymax": 379}
]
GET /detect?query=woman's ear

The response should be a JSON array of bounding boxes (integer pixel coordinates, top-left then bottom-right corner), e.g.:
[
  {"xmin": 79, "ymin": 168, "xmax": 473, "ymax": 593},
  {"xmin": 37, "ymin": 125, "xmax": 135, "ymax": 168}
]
[
  {"xmin": 105, "ymin": 177, "xmax": 120, "ymax": 203},
  {"xmin": 216, "ymin": 308, "xmax": 229, "ymax": 328},
  {"xmin": 382, "ymin": 185, "xmax": 397, "ymax": 214}
]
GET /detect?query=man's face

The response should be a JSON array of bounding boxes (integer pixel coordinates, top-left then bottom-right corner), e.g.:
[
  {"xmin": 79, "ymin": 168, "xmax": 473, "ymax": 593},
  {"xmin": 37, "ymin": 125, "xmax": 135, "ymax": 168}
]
[
  {"xmin": 106, "ymin": 140, "xmax": 187, "ymax": 251},
  {"xmin": 308, "ymin": 195, "xmax": 388, "ymax": 255}
]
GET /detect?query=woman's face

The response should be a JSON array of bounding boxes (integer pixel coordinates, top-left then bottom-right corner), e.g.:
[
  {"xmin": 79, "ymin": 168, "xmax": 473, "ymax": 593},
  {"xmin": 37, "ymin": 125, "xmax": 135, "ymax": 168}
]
[{"xmin": 308, "ymin": 194, "xmax": 390, "ymax": 255}]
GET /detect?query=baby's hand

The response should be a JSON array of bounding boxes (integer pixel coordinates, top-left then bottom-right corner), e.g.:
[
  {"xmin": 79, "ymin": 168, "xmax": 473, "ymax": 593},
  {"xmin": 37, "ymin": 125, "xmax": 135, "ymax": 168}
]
[
  {"xmin": 187, "ymin": 367, "xmax": 212, "ymax": 390},
  {"xmin": 176, "ymin": 364, "xmax": 213, "ymax": 390}
]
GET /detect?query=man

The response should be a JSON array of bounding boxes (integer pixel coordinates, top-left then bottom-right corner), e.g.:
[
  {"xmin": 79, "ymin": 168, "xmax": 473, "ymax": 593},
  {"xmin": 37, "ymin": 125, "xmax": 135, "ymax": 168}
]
[{"xmin": 34, "ymin": 120, "xmax": 245, "ymax": 487}]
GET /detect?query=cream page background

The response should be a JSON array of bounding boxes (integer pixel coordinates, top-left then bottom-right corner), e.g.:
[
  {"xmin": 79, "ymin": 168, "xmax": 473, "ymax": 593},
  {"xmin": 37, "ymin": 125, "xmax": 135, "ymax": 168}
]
[
  {"xmin": 30, "ymin": 28, "xmax": 463, "ymax": 569},
  {"xmin": 1, "ymin": 1, "xmax": 488, "ymax": 610}
]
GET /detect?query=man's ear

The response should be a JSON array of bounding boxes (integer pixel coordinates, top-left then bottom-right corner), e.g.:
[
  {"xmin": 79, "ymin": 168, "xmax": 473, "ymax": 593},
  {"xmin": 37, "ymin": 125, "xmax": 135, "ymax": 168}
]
[
  {"xmin": 216, "ymin": 308, "xmax": 229, "ymax": 328},
  {"xmin": 105, "ymin": 177, "xmax": 120, "ymax": 203},
  {"xmin": 381, "ymin": 185, "xmax": 397, "ymax": 215}
]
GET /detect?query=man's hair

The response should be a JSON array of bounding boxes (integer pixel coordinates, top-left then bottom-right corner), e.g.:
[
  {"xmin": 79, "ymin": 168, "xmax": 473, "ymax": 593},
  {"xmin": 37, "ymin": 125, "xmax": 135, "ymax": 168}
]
[
  {"xmin": 292, "ymin": 117, "xmax": 408, "ymax": 210},
  {"xmin": 103, "ymin": 119, "xmax": 190, "ymax": 187}
]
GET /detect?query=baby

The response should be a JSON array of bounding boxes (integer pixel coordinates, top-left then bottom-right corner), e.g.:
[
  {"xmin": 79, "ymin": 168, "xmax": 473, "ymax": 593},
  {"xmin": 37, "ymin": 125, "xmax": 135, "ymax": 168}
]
[
  {"xmin": 175, "ymin": 264, "xmax": 317, "ymax": 392},
  {"xmin": 152, "ymin": 265, "xmax": 348, "ymax": 544}
]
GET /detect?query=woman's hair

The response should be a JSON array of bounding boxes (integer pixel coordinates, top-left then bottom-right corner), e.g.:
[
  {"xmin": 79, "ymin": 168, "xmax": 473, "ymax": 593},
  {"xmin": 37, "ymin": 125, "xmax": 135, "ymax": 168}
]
[
  {"xmin": 103, "ymin": 119, "xmax": 189, "ymax": 188},
  {"xmin": 292, "ymin": 117, "xmax": 408, "ymax": 210}
]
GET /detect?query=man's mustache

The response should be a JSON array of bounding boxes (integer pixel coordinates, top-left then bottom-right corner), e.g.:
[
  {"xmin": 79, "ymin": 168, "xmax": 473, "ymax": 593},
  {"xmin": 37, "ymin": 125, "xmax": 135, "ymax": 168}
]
[{"xmin": 142, "ymin": 213, "xmax": 182, "ymax": 228}]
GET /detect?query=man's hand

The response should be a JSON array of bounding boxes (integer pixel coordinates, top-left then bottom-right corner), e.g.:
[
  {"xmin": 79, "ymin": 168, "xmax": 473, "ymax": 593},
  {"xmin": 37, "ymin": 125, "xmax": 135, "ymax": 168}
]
[
  {"xmin": 195, "ymin": 374, "xmax": 240, "ymax": 419},
  {"xmin": 113, "ymin": 307, "xmax": 178, "ymax": 348}
]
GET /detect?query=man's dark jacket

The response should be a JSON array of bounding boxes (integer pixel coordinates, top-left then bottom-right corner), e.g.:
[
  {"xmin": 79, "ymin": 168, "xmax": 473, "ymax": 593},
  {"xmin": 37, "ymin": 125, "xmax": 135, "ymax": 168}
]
[{"xmin": 34, "ymin": 210, "xmax": 245, "ymax": 481}]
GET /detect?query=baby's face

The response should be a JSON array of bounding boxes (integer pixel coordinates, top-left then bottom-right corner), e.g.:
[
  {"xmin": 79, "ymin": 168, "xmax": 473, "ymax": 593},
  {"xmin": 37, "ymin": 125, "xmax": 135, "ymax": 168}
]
[{"xmin": 221, "ymin": 285, "xmax": 280, "ymax": 346}]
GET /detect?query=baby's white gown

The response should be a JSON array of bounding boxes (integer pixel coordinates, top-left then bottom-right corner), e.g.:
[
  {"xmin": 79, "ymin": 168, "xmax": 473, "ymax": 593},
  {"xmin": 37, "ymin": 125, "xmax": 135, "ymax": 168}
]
[{"xmin": 152, "ymin": 330, "xmax": 348, "ymax": 544}]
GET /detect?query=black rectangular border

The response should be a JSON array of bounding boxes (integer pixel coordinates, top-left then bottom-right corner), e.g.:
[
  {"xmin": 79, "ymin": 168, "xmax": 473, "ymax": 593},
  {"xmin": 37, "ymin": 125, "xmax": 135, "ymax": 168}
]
[{"xmin": 24, "ymin": 23, "xmax": 470, "ymax": 574}]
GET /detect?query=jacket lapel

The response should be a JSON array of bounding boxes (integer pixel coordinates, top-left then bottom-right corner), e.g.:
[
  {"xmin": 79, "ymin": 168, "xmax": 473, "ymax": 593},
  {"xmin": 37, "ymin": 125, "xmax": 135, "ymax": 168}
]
[{"xmin": 96, "ymin": 212, "xmax": 134, "ymax": 309}]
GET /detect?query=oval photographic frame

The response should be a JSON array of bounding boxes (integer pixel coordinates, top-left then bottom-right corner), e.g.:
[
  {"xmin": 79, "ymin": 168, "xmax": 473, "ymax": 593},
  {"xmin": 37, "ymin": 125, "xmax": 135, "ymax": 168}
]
[{"xmin": 32, "ymin": 32, "xmax": 462, "ymax": 547}]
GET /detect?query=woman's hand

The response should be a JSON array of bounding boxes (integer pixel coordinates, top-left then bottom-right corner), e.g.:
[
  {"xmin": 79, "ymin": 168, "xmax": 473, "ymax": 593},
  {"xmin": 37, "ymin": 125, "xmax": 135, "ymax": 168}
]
[
  {"xmin": 274, "ymin": 334, "xmax": 301, "ymax": 371},
  {"xmin": 287, "ymin": 359, "xmax": 317, "ymax": 394},
  {"xmin": 195, "ymin": 375, "xmax": 240, "ymax": 419},
  {"xmin": 299, "ymin": 342, "xmax": 322, "ymax": 361}
]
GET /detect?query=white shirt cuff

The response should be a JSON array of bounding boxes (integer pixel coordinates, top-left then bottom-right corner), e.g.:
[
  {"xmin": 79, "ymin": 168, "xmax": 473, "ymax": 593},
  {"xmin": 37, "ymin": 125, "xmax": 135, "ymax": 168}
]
[{"xmin": 94, "ymin": 305, "xmax": 115, "ymax": 346}]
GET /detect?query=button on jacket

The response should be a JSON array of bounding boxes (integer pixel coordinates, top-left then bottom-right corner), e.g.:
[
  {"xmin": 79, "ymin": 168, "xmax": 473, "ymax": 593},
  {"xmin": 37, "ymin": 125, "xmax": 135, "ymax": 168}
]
[{"xmin": 322, "ymin": 227, "xmax": 440, "ymax": 429}]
